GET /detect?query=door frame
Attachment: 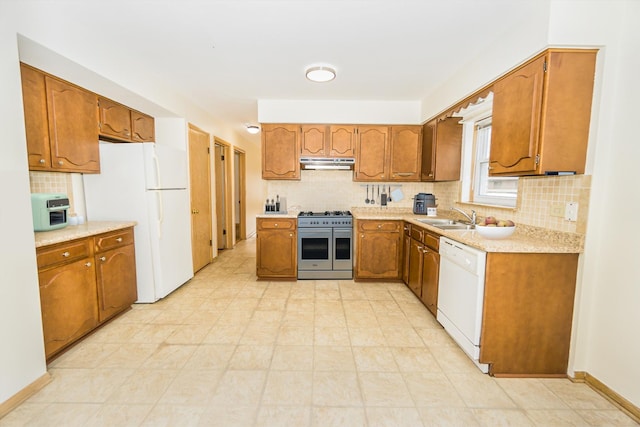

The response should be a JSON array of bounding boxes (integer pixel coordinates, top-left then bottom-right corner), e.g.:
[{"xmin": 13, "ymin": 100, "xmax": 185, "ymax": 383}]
[
  {"xmin": 214, "ymin": 137, "xmax": 234, "ymax": 250},
  {"xmin": 234, "ymin": 148, "xmax": 247, "ymax": 242}
]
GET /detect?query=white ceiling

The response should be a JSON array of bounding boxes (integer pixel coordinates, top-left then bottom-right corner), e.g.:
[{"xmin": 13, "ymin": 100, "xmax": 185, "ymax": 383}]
[{"xmin": 10, "ymin": 0, "xmax": 545, "ymax": 133}]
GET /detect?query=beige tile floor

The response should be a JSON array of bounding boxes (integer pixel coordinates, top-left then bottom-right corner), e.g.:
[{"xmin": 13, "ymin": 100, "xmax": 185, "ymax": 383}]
[{"xmin": 2, "ymin": 237, "xmax": 638, "ymax": 426}]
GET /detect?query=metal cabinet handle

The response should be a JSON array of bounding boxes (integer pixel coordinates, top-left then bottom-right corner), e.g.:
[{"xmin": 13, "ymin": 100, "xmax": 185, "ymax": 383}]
[
  {"xmin": 289, "ymin": 233, "xmax": 293, "ymax": 237},
  {"xmin": 58, "ymin": 160, "xmax": 64, "ymax": 165},
  {"xmin": 39, "ymin": 159, "xmax": 45, "ymax": 164},
  {"xmin": 62, "ymin": 251, "xmax": 70, "ymax": 257},
  {"xmin": 377, "ymin": 224, "xmax": 382, "ymax": 229},
  {"xmin": 361, "ymin": 234, "xmax": 364, "ymax": 238},
  {"xmin": 115, "ymin": 237, "xmax": 123, "ymax": 243},
  {"xmin": 100, "ymin": 256, "xmax": 106, "ymax": 262},
  {"xmin": 85, "ymin": 262, "xmax": 92, "ymax": 267},
  {"xmin": 274, "ymin": 223, "xmax": 279, "ymax": 227}
]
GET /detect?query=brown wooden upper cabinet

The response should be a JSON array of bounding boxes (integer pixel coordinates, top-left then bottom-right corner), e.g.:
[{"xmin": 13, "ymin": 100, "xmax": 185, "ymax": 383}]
[
  {"xmin": 389, "ymin": 125, "xmax": 422, "ymax": 181},
  {"xmin": 490, "ymin": 49, "xmax": 597, "ymax": 176},
  {"xmin": 354, "ymin": 126, "xmax": 389, "ymax": 181},
  {"xmin": 355, "ymin": 125, "xmax": 422, "ymax": 181},
  {"xmin": 300, "ymin": 124, "xmax": 356, "ymax": 158},
  {"xmin": 421, "ymin": 117, "xmax": 463, "ymax": 181},
  {"xmin": 21, "ymin": 63, "xmax": 100, "ymax": 173},
  {"xmin": 98, "ymin": 97, "xmax": 155, "ymax": 143},
  {"xmin": 262, "ymin": 124, "xmax": 300, "ymax": 180}
]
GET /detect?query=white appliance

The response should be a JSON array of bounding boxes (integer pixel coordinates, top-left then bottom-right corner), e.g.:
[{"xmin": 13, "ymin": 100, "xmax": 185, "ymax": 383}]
[
  {"xmin": 437, "ymin": 237, "xmax": 489, "ymax": 373},
  {"xmin": 84, "ymin": 142, "xmax": 193, "ymax": 303}
]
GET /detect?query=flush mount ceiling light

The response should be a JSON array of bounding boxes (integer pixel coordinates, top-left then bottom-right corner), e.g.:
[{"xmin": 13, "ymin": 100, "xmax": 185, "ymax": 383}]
[
  {"xmin": 305, "ymin": 65, "xmax": 336, "ymax": 83},
  {"xmin": 246, "ymin": 125, "xmax": 260, "ymax": 134}
]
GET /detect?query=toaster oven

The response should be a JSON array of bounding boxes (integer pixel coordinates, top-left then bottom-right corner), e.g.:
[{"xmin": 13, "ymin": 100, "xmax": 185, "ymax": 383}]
[{"xmin": 31, "ymin": 193, "xmax": 70, "ymax": 231}]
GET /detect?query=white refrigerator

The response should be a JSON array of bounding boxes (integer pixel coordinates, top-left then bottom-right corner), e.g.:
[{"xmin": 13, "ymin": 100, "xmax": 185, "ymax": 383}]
[{"xmin": 83, "ymin": 142, "xmax": 193, "ymax": 303}]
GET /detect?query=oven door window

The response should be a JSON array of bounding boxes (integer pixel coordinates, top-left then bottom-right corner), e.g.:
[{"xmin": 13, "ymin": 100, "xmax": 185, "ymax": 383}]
[
  {"xmin": 333, "ymin": 230, "xmax": 351, "ymax": 260},
  {"xmin": 301, "ymin": 238, "xmax": 329, "ymax": 260},
  {"xmin": 300, "ymin": 229, "xmax": 331, "ymax": 260}
]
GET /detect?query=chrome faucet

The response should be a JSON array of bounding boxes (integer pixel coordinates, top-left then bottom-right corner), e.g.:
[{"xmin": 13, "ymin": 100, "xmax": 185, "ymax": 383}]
[{"xmin": 451, "ymin": 207, "xmax": 476, "ymax": 225}]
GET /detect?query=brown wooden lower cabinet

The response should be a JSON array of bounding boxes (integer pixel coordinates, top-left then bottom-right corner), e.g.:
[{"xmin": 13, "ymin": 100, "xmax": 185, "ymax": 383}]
[
  {"xmin": 256, "ymin": 218, "xmax": 297, "ymax": 279},
  {"xmin": 402, "ymin": 222, "xmax": 440, "ymax": 316},
  {"xmin": 355, "ymin": 220, "xmax": 402, "ymax": 280},
  {"xmin": 36, "ymin": 227, "xmax": 137, "ymax": 360},
  {"xmin": 480, "ymin": 252, "xmax": 579, "ymax": 376}
]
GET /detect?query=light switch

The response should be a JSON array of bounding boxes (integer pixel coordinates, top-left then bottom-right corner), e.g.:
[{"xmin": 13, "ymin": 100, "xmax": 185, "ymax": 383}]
[{"xmin": 565, "ymin": 202, "xmax": 578, "ymax": 221}]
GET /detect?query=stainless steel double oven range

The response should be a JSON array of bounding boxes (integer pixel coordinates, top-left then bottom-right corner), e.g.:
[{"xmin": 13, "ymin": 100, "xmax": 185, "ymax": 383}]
[{"xmin": 297, "ymin": 211, "xmax": 353, "ymax": 279}]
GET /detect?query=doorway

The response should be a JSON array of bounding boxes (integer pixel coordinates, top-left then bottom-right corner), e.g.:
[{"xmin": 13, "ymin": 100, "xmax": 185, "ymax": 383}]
[
  {"xmin": 233, "ymin": 149, "xmax": 247, "ymax": 243},
  {"xmin": 214, "ymin": 139, "xmax": 234, "ymax": 250},
  {"xmin": 188, "ymin": 124, "xmax": 213, "ymax": 273}
]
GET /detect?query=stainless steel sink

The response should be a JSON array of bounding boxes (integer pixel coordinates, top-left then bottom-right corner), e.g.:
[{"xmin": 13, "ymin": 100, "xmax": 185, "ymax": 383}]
[
  {"xmin": 432, "ymin": 223, "xmax": 474, "ymax": 230},
  {"xmin": 417, "ymin": 218, "xmax": 474, "ymax": 230},
  {"xmin": 417, "ymin": 218, "xmax": 457, "ymax": 225}
]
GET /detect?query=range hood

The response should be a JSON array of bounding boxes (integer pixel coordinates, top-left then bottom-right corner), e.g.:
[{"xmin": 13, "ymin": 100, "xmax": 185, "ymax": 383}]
[{"xmin": 300, "ymin": 157, "xmax": 355, "ymax": 170}]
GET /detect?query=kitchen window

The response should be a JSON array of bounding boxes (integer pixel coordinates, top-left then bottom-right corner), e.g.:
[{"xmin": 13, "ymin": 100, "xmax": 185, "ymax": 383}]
[{"xmin": 458, "ymin": 92, "xmax": 518, "ymax": 208}]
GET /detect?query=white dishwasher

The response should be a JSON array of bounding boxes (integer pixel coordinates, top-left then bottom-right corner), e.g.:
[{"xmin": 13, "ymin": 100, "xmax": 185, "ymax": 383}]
[{"xmin": 437, "ymin": 237, "xmax": 489, "ymax": 373}]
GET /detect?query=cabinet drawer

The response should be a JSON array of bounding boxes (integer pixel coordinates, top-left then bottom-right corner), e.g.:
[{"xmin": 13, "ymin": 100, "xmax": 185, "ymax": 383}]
[
  {"xmin": 423, "ymin": 231, "xmax": 439, "ymax": 251},
  {"xmin": 410, "ymin": 226, "xmax": 424, "ymax": 241},
  {"xmin": 94, "ymin": 228, "xmax": 134, "ymax": 252},
  {"xmin": 258, "ymin": 218, "xmax": 296, "ymax": 231},
  {"xmin": 37, "ymin": 239, "xmax": 92, "ymax": 270},
  {"xmin": 358, "ymin": 220, "xmax": 401, "ymax": 232}
]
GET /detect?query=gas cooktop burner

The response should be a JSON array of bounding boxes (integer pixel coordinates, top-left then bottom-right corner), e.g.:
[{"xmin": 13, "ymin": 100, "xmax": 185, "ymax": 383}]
[{"xmin": 298, "ymin": 210, "xmax": 352, "ymax": 217}]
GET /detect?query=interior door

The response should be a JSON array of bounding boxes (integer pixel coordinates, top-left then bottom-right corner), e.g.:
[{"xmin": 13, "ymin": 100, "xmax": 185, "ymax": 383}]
[
  {"xmin": 214, "ymin": 143, "xmax": 227, "ymax": 250},
  {"xmin": 188, "ymin": 124, "xmax": 213, "ymax": 273},
  {"xmin": 233, "ymin": 149, "xmax": 246, "ymax": 243}
]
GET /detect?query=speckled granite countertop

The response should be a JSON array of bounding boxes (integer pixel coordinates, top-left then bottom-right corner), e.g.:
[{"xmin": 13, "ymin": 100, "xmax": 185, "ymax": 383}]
[
  {"xmin": 34, "ymin": 221, "xmax": 137, "ymax": 248},
  {"xmin": 352, "ymin": 207, "xmax": 583, "ymax": 254},
  {"xmin": 256, "ymin": 208, "xmax": 300, "ymax": 219}
]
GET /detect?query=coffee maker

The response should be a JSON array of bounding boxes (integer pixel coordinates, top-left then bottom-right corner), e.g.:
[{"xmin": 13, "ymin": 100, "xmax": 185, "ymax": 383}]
[{"xmin": 413, "ymin": 193, "xmax": 436, "ymax": 215}]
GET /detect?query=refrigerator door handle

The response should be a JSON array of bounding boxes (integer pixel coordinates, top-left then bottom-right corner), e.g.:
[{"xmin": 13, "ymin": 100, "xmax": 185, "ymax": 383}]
[
  {"xmin": 152, "ymin": 152, "xmax": 162, "ymax": 188},
  {"xmin": 156, "ymin": 191, "xmax": 164, "ymax": 239}
]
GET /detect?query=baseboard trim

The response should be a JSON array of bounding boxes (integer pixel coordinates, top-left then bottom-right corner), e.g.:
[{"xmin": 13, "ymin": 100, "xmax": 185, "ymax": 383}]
[
  {"xmin": 0, "ymin": 372, "xmax": 51, "ymax": 419},
  {"xmin": 572, "ymin": 371, "xmax": 640, "ymax": 423}
]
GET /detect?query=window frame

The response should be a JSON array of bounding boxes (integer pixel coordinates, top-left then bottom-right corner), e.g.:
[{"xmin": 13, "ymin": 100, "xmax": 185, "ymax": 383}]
[{"xmin": 458, "ymin": 93, "xmax": 518, "ymax": 208}]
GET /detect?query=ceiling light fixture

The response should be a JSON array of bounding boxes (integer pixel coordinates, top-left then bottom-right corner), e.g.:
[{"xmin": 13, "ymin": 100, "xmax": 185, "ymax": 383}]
[
  {"xmin": 305, "ymin": 65, "xmax": 336, "ymax": 83},
  {"xmin": 246, "ymin": 125, "xmax": 260, "ymax": 134}
]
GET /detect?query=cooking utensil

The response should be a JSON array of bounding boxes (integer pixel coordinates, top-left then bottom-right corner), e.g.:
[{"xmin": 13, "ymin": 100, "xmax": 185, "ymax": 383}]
[
  {"xmin": 365, "ymin": 185, "xmax": 370, "ymax": 204},
  {"xmin": 388, "ymin": 185, "xmax": 392, "ymax": 202},
  {"xmin": 381, "ymin": 186, "xmax": 387, "ymax": 206},
  {"xmin": 370, "ymin": 185, "xmax": 376, "ymax": 204},
  {"xmin": 377, "ymin": 185, "xmax": 380, "ymax": 204}
]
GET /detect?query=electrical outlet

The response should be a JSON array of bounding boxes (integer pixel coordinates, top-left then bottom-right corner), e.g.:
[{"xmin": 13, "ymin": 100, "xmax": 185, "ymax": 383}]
[
  {"xmin": 565, "ymin": 202, "xmax": 578, "ymax": 221},
  {"xmin": 550, "ymin": 203, "xmax": 564, "ymax": 218}
]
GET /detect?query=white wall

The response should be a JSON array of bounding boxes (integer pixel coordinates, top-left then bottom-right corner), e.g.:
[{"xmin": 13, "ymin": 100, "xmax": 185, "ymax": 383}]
[
  {"xmin": 547, "ymin": 0, "xmax": 640, "ymax": 408},
  {"xmin": 0, "ymin": 3, "xmax": 262, "ymax": 406},
  {"xmin": 0, "ymin": 25, "xmax": 47, "ymax": 404}
]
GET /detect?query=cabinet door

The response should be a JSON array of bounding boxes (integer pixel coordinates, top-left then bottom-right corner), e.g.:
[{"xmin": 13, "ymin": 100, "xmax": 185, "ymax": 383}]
[
  {"xmin": 98, "ymin": 97, "xmax": 132, "ymax": 141},
  {"xmin": 490, "ymin": 56, "xmax": 545, "ymax": 175},
  {"xmin": 389, "ymin": 126, "xmax": 422, "ymax": 181},
  {"xmin": 300, "ymin": 125, "xmax": 327, "ymax": 157},
  {"xmin": 420, "ymin": 249, "xmax": 439, "ymax": 316},
  {"xmin": 20, "ymin": 64, "xmax": 51, "ymax": 170},
  {"xmin": 407, "ymin": 238, "xmax": 424, "ymax": 297},
  {"xmin": 131, "ymin": 111, "xmax": 155, "ymax": 142},
  {"xmin": 328, "ymin": 125, "xmax": 356, "ymax": 157},
  {"xmin": 256, "ymin": 218, "xmax": 296, "ymax": 279},
  {"xmin": 402, "ymin": 224, "xmax": 410, "ymax": 285},
  {"xmin": 354, "ymin": 126, "xmax": 389, "ymax": 181},
  {"xmin": 355, "ymin": 223, "xmax": 401, "ymax": 280},
  {"xmin": 95, "ymin": 243, "xmax": 137, "ymax": 322},
  {"xmin": 421, "ymin": 120, "xmax": 436, "ymax": 181},
  {"xmin": 45, "ymin": 76, "xmax": 100, "ymax": 173},
  {"xmin": 38, "ymin": 258, "xmax": 98, "ymax": 358},
  {"xmin": 262, "ymin": 124, "xmax": 300, "ymax": 180}
]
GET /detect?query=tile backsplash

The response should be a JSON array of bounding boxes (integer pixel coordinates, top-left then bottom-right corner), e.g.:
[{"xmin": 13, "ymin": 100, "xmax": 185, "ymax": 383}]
[
  {"xmin": 29, "ymin": 171, "xmax": 80, "ymax": 215},
  {"xmin": 266, "ymin": 171, "xmax": 590, "ymax": 234}
]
